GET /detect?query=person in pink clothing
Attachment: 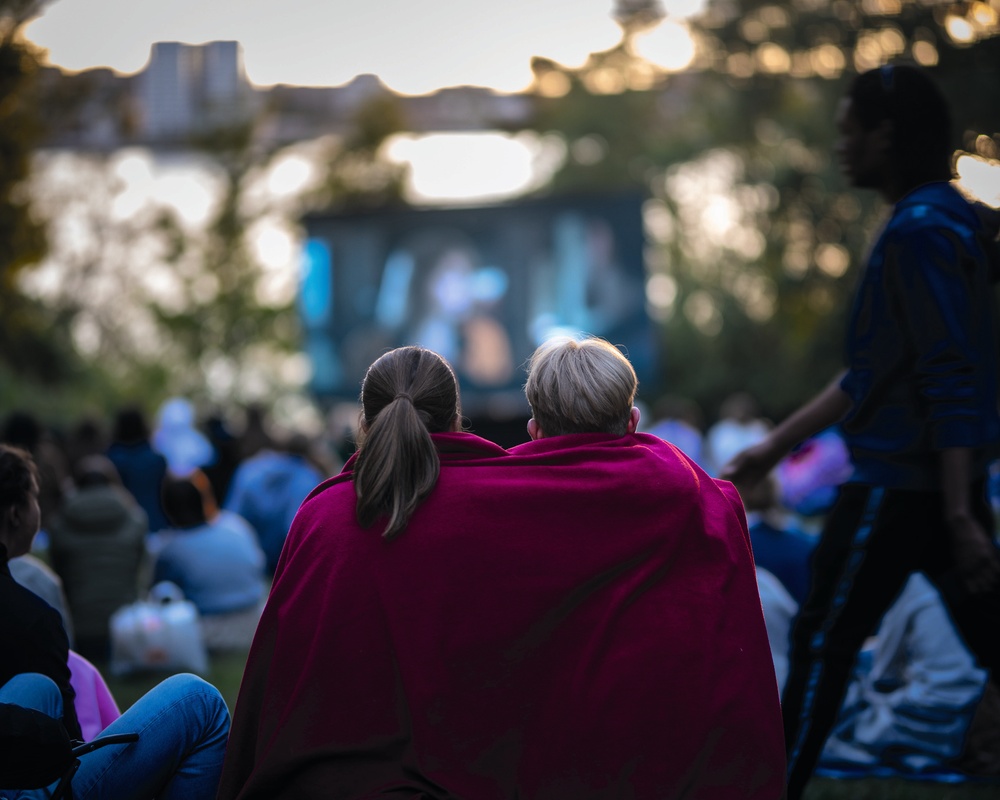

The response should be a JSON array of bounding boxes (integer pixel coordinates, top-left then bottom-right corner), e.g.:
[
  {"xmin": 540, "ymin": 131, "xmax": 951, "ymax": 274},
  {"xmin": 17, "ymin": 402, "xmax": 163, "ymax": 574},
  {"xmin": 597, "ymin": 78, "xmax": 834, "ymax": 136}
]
[
  {"xmin": 67, "ymin": 650, "xmax": 121, "ymax": 741},
  {"xmin": 219, "ymin": 341, "xmax": 785, "ymax": 800}
]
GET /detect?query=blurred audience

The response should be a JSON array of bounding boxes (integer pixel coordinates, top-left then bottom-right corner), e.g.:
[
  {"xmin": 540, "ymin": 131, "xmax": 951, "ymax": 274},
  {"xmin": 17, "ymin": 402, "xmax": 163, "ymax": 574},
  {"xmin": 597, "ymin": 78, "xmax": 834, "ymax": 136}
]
[
  {"xmin": 740, "ymin": 471, "xmax": 818, "ymax": 608},
  {"xmin": 66, "ymin": 415, "xmax": 107, "ymax": 467},
  {"xmin": 1, "ymin": 443, "xmax": 231, "ymax": 799},
  {"xmin": 47, "ymin": 455, "xmax": 147, "ymax": 661},
  {"xmin": 106, "ymin": 406, "xmax": 170, "ymax": 533},
  {"xmin": 756, "ymin": 566, "xmax": 798, "ymax": 695},
  {"xmin": 643, "ymin": 394, "xmax": 706, "ymax": 467},
  {"xmin": 223, "ymin": 432, "xmax": 327, "ymax": 574},
  {"xmin": 775, "ymin": 426, "xmax": 853, "ymax": 518},
  {"xmin": 237, "ymin": 403, "xmax": 275, "ymax": 462},
  {"xmin": 1, "ymin": 410, "xmax": 67, "ymax": 532},
  {"xmin": 155, "ymin": 471, "xmax": 266, "ymax": 651},
  {"xmin": 152, "ymin": 397, "xmax": 216, "ymax": 477},
  {"xmin": 202, "ymin": 411, "xmax": 243, "ymax": 508},
  {"xmin": 704, "ymin": 391, "xmax": 770, "ymax": 476}
]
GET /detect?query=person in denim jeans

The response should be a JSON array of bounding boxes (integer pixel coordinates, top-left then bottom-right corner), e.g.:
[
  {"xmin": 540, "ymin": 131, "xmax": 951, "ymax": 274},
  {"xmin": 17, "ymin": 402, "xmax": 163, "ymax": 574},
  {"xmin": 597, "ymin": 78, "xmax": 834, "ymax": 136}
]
[{"xmin": 0, "ymin": 444, "xmax": 230, "ymax": 800}]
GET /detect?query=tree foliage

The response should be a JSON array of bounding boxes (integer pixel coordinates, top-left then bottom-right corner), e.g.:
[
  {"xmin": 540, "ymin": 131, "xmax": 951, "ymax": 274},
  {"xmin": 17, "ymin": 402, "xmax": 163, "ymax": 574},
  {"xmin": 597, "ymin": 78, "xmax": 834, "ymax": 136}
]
[
  {"xmin": 0, "ymin": 0, "xmax": 67, "ymax": 382},
  {"xmin": 526, "ymin": 0, "xmax": 1000, "ymax": 422},
  {"xmin": 8, "ymin": 0, "xmax": 1000, "ymax": 426},
  {"xmin": 307, "ymin": 93, "xmax": 409, "ymax": 212}
]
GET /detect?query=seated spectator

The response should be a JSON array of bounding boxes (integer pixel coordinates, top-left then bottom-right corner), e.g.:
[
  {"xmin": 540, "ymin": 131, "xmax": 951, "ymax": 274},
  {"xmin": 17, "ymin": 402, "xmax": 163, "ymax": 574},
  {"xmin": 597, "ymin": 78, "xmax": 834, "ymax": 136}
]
[
  {"xmin": 106, "ymin": 406, "xmax": 170, "ymax": 533},
  {"xmin": 67, "ymin": 649, "xmax": 121, "ymax": 740},
  {"xmin": 224, "ymin": 433, "xmax": 326, "ymax": 574},
  {"xmin": 237, "ymin": 403, "xmax": 276, "ymax": 462},
  {"xmin": 757, "ymin": 566, "xmax": 798, "ymax": 695},
  {"xmin": 47, "ymin": 455, "xmax": 147, "ymax": 661},
  {"xmin": 704, "ymin": 391, "xmax": 770, "ymax": 477},
  {"xmin": 66, "ymin": 415, "xmax": 107, "ymax": 468},
  {"xmin": 740, "ymin": 472, "xmax": 817, "ymax": 608},
  {"xmin": 152, "ymin": 397, "xmax": 215, "ymax": 478},
  {"xmin": 643, "ymin": 394, "xmax": 706, "ymax": 467},
  {"xmin": 217, "ymin": 341, "xmax": 784, "ymax": 799},
  {"xmin": 775, "ymin": 426, "xmax": 853, "ymax": 518},
  {"xmin": 156, "ymin": 472, "xmax": 266, "ymax": 650},
  {"xmin": 0, "ymin": 443, "xmax": 230, "ymax": 799},
  {"xmin": 203, "ymin": 410, "xmax": 243, "ymax": 507}
]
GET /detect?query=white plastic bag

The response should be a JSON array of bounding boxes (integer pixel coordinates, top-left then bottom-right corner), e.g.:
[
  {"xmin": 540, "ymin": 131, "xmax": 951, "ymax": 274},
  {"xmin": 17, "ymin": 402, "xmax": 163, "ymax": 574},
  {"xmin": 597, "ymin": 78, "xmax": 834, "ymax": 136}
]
[{"xmin": 109, "ymin": 581, "xmax": 209, "ymax": 676}]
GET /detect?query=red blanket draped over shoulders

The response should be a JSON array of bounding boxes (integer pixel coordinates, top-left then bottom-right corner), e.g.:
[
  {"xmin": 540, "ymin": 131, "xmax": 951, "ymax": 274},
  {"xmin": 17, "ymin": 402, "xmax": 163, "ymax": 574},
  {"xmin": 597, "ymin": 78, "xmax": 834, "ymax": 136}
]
[{"xmin": 218, "ymin": 432, "xmax": 785, "ymax": 799}]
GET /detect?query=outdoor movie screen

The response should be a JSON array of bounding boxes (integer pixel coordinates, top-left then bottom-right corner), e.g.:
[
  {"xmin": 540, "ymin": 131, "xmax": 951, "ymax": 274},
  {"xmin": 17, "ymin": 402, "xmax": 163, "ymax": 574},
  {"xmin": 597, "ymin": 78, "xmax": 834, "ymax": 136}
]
[{"xmin": 298, "ymin": 192, "xmax": 655, "ymax": 417}]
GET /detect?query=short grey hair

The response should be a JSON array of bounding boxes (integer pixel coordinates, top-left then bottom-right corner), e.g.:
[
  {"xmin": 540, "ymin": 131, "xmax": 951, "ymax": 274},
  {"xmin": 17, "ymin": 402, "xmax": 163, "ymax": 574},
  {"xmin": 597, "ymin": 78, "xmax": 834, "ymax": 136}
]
[{"xmin": 524, "ymin": 337, "xmax": 637, "ymax": 437}]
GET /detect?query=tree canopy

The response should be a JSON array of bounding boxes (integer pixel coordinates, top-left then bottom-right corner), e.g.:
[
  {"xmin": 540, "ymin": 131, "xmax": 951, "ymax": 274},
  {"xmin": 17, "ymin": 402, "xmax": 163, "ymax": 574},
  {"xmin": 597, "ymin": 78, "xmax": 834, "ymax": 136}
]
[{"xmin": 4, "ymin": 0, "xmax": 999, "ymax": 426}]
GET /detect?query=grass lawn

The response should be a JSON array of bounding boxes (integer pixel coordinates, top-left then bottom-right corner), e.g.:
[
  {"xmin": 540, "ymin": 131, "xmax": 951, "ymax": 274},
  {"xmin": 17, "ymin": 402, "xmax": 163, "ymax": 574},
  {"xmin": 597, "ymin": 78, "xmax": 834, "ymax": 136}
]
[
  {"xmin": 99, "ymin": 650, "xmax": 1000, "ymax": 800},
  {"xmin": 98, "ymin": 648, "xmax": 250, "ymax": 715}
]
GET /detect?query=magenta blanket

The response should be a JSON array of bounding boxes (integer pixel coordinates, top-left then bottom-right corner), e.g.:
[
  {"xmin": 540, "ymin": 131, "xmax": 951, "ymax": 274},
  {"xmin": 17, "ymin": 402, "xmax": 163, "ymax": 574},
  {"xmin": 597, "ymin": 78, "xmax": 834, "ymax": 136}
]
[{"xmin": 218, "ymin": 432, "xmax": 785, "ymax": 799}]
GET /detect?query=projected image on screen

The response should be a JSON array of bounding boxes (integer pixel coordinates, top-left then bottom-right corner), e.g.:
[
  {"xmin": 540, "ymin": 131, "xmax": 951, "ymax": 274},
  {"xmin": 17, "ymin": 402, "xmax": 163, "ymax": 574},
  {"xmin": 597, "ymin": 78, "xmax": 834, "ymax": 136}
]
[{"xmin": 299, "ymin": 193, "xmax": 653, "ymax": 416}]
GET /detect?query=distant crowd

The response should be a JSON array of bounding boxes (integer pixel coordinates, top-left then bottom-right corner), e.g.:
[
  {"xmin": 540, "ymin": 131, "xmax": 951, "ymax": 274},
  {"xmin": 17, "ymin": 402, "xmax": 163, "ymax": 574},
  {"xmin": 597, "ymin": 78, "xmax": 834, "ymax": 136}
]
[{"xmin": 1, "ymin": 401, "xmax": 340, "ymax": 661}]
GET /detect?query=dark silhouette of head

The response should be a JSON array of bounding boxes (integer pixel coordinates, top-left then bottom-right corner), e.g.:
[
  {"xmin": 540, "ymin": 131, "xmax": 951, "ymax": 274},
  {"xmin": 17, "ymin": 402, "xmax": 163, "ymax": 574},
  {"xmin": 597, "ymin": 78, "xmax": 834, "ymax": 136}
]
[
  {"xmin": 2, "ymin": 412, "xmax": 42, "ymax": 452},
  {"xmin": 838, "ymin": 64, "xmax": 952, "ymax": 198},
  {"xmin": 112, "ymin": 407, "xmax": 150, "ymax": 445},
  {"xmin": 161, "ymin": 471, "xmax": 217, "ymax": 529},
  {"xmin": 72, "ymin": 455, "xmax": 122, "ymax": 489}
]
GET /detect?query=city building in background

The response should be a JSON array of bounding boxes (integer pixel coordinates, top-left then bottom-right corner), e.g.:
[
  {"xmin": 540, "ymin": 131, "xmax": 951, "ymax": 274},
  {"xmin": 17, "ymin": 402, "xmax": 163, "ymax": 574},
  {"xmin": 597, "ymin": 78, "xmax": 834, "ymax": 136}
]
[
  {"xmin": 139, "ymin": 41, "xmax": 255, "ymax": 139},
  {"xmin": 38, "ymin": 41, "xmax": 534, "ymax": 151}
]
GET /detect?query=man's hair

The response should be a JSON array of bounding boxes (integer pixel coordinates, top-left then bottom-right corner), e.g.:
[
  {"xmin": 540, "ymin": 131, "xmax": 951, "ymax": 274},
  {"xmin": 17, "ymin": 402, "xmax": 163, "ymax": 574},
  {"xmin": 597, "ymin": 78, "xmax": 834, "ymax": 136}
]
[
  {"xmin": 0, "ymin": 444, "xmax": 38, "ymax": 516},
  {"xmin": 848, "ymin": 64, "xmax": 953, "ymax": 188},
  {"xmin": 525, "ymin": 337, "xmax": 637, "ymax": 437}
]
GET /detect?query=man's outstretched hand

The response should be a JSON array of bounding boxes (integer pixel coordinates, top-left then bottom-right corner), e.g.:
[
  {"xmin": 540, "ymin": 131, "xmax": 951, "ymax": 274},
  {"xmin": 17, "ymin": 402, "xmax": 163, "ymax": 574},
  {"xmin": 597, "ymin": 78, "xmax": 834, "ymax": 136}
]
[{"xmin": 719, "ymin": 438, "xmax": 785, "ymax": 495}]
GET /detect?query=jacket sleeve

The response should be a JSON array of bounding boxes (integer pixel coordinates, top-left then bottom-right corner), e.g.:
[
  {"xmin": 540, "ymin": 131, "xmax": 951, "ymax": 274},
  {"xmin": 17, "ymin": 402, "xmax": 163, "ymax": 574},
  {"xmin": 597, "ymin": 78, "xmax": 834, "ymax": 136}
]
[{"xmin": 23, "ymin": 602, "xmax": 82, "ymax": 740}]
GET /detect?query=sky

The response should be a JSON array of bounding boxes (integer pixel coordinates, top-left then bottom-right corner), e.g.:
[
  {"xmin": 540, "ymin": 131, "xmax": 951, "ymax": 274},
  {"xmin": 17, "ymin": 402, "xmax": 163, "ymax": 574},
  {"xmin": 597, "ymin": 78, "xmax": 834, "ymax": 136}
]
[{"xmin": 24, "ymin": 0, "xmax": 651, "ymax": 94}]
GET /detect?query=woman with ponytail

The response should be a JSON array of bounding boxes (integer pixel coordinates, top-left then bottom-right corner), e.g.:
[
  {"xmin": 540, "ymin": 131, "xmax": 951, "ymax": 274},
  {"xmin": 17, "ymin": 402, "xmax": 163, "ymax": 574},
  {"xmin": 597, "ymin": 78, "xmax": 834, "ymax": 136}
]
[{"xmin": 353, "ymin": 346, "xmax": 462, "ymax": 538}]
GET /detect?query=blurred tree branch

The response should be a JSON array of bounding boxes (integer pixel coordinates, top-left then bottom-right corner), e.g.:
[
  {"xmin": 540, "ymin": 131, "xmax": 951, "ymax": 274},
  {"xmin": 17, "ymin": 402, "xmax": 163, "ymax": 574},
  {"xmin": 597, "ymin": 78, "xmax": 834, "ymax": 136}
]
[{"xmin": 0, "ymin": 0, "xmax": 66, "ymax": 382}]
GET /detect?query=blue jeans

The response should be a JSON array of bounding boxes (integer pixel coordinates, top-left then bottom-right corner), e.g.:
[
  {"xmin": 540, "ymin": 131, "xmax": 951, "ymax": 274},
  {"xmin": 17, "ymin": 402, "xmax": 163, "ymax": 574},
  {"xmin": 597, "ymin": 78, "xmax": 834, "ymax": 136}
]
[{"xmin": 0, "ymin": 672, "xmax": 230, "ymax": 800}]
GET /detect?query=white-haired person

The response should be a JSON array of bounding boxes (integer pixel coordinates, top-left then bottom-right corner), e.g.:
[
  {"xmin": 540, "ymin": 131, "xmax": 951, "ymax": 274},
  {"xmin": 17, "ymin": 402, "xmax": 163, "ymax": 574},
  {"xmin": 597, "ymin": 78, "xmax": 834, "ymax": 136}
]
[{"xmin": 219, "ymin": 340, "xmax": 784, "ymax": 800}]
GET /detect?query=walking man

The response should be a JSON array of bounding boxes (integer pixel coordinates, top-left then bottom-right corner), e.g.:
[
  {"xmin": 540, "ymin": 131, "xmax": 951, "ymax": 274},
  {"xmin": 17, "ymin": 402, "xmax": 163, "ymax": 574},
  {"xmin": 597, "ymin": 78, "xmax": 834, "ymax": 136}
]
[{"xmin": 724, "ymin": 64, "xmax": 1000, "ymax": 798}]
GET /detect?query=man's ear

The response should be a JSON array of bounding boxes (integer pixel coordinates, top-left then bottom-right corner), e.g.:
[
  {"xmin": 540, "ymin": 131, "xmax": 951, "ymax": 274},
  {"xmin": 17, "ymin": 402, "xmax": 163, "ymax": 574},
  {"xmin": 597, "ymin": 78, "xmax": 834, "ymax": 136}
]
[
  {"xmin": 627, "ymin": 406, "xmax": 641, "ymax": 434},
  {"xmin": 527, "ymin": 418, "xmax": 544, "ymax": 441}
]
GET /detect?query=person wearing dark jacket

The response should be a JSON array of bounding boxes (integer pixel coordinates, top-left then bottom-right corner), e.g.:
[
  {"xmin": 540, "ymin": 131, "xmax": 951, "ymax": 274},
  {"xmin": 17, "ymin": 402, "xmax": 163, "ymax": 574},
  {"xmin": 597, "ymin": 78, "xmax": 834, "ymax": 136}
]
[
  {"xmin": 723, "ymin": 65, "xmax": 1000, "ymax": 798},
  {"xmin": 48, "ymin": 455, "xmax": 147, "ymax": 661},
  {"xmin": 0, "ymin": 443, "xmax": 231, "ymax": 800},
  {"xmin": 0, "ymin": 445, "xmax": 79, "ymax": 739},
  {"xmin": 106, "ymin": 406, "xmax": 170, "ymax": 533}
]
